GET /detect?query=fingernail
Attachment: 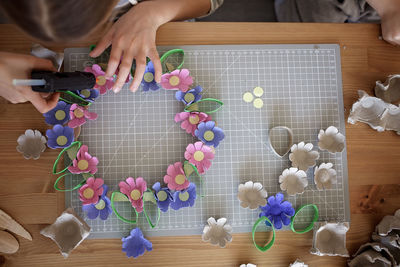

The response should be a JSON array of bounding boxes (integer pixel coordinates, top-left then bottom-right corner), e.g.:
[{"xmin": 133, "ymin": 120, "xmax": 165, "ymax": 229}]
[{"xmin": 113, "ymin": 87, "xmax": 120, "ymax": 93}]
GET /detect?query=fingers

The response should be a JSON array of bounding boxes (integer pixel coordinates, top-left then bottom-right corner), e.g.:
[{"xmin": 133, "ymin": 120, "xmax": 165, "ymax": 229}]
[
  {"xmin": 129, "ymin": 56, "xmax": 146, "ymax": 92},
  {"xmin": 27, "ymin": 91, "xmax": 60, "ymax": 113},
  {"xmin": 90, "ymin": 28, "xmax": 114, "ymax": 58},
  {"xmin": 113, "ymin": 50, "xmax": 135, "ymax": 93},
  {"xmin": 149, "ymin": 48, "xmax": 162, "ymax": 83},
  {"xmin": 105, "ymin": 45, "xmax": 123, "ymax": 78},
  {"xmin": 31, "ymin": 57, "xmax": 57, "ymax": 72}
]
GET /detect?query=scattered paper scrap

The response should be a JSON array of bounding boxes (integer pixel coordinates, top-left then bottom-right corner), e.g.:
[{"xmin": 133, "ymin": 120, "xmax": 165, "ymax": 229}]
[
  {"xmin": 0, "ymin": 209, "xmax": 32, "ymax": 241},
  {"xmin": 348, "ymin": 242, "xmax": 396, "ymax": 267},
  {"xmin": 16, "ymin": 129, "xmax": 47, "ymax": 160},
  {"xmin": 375, "ymin": 74, "xmax": 400, "ymax": 104},
  {"xmin": 202, "ymin": 217, "xmax": 233, "ymax": 248},
  {"xmin": 0, "ymin": 230, "xmax": 19, "ymax": 254}
]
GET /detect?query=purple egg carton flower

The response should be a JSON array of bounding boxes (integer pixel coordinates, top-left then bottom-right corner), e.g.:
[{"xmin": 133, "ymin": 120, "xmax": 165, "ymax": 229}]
[
  {"xmin": 43, "ymin": 101, "xmax": 71, "ymax": 125},
  {"xmin": 259, "ymin": 192, "xmax": 295, "ymax": 230},
  {"xmin": 77, "ymin": 89, "xmax": 99, "ymax": 102},
  {"xmin": 141, "ymin": 61, "xmax": 160, "ymax": 91},
  {"xmin": 195, "ymin": 121, "xmax": 225, "ymax": 148},
  {"xmin": 122, "ymin": 228, "xmax": 152, "ymax": 258},
  {"xmin": 82, "ymin": 184, "xmax": 112, "ymax": 220},
  {"xmin": 46, "ymin": 124, "xmax": 74, "ymax": 149},
  {"xmin": 170, "ymin": 183, "xmax": 197, "ymax": 211},
  {"xmin": 175, "ymin": 85, "xmax": 202, "ymax": 105},
  {"xmin": 152, "ymin": 182, "xmax": 173, "ymax": 212}
]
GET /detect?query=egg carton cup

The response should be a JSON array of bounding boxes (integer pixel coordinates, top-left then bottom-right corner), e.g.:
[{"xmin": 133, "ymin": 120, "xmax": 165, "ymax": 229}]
[
  {"xmin": 375, "ymin": 75, "xmax": 400, "ymax": 104},
  {"xmin": 348, "ymin": 242, "xmax": 397, "ymax": 267},
  {"xmin": 310, "ymin": 221, "xmax": 349, "ymax": 257}
]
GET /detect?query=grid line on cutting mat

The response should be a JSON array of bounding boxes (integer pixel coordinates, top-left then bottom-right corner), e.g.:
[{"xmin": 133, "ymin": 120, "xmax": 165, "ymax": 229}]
[{"xmin": 64, "ymin": 44, "xmax": 349, "ymax": 238}]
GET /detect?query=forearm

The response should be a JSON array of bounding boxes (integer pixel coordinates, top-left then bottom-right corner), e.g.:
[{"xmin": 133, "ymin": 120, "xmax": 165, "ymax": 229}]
[
  {"xmin": 138, "ymin": 0, "xmax": 211, "ymax": 26},
  {"xmin": 366, "ymin": 0, "xmax": 400, "ymax": 16}
]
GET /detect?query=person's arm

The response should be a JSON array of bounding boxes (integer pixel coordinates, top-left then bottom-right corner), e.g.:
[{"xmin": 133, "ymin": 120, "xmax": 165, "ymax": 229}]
[
  {"xmin": 90, "ymin": 0, "xmax": 211, "ymax": 93},
  {"xmin": 367, "ymin": 0, "xmax": 400, "ymax": 46},
  {"xmin": 0, "ymin": 52, "xmax": 59, "ymax": 113}
]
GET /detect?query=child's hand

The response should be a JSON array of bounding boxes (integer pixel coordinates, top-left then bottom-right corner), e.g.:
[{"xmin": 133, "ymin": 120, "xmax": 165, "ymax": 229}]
[
  {"xmin": 90, "ymin": 2, "xmax": 163, "ymax": 93},
  {"xmin": 0, "ymin": 52, "xmax": 59, "ymax": 113},
  {"xmin": 381, "ymin": 10, "xmax": 400, "ymax": 46}
]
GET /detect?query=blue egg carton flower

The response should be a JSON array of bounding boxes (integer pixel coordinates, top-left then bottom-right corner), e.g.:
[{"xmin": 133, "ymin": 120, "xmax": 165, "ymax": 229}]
[
  {"xmin": 175, "ymin": 85, "xmax": 202, "ymax": 105},
  {"xmin": 195, "ymin": 121, "xmax": 225, "ymax": 148},
  {"xmin": 122, "ymin": 228, "xmax": 152, "ymax": 258},
  {"xmin": 170, "ymin": 183, "xmax": 197, "ymax": 210},
  {"xmin": 43, "ymin": 101, "xmax": 71, "ymax": 125},
  {"xmin": 77, "ymin": 89, "xmax": 99, "ymax": 102},
  {"xmin": 152, "ymin": 182, "xmax": 173, "ymax": 212},
  {"xmin": 141, "ymin": 61, "xmax": 160, "ymax": 91},
  {"xmin": 46, "ymin": 124, "xmax": 74, "ymax": 149},
  {"xmin": 82, "ymin": 184, "xmax": 112, "ymax": 220},
  {"xmin": 259, "ymin": 192, "xmax": 295, "ymax": 230}
]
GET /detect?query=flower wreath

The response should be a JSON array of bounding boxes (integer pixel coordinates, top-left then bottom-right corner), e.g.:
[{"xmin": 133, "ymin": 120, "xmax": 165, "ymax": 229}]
[{"xmin": 44, "ymin": 48, "xmax": 225, "ymax": 258}]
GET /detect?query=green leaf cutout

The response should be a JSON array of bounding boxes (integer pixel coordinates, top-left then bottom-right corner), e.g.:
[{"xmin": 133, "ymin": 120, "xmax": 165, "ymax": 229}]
[
  {"xmin": 143, "ymin": 191, "xmax": 157, "ymax": 204},
  {"xmin": 160, "ymin": 49, "xmax": 184, "ymax": 73},
  {"xmin": 53, "ymin": 141, "xmax": 82, "ymax": 175},
  {"xmin": 66, "ymin": 142, "xmax": 81, "ymax": 160},
  {"xmin": 184, "ymin": 98, "xmax": 223, "ymax": 114},
  {"xmin": 59, "ymin": 91, "xmax": 91, "ymax": 107},
  {"xmin": 81, "ymin": 173, "xmax": 93, "ymax": 180},
  {"xmin": 112, "ymin": 192, "xmax": 129, "ymax": 202}
]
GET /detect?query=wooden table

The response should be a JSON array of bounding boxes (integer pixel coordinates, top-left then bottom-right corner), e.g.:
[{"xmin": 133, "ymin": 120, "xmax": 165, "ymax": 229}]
[{"xmin": 0, "ymin": 22, "xmax": 399, "ymax": 267}]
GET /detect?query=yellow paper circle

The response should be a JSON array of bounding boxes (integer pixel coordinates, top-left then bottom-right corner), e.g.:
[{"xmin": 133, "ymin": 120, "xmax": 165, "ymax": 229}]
[
  {"xmin": 55, "ymin": 110, "xmax": 66, "ymax": 121},
  {"xmin": 157, "ymin": 191, "xmax": 168, "ymax": 202},
  {"xmin": 83, "ymin": 188, "xmax": 94, "ymax": 199},
  {"xmin": 204, "ymin": 130, "xmax": 215, "ymax": 141},
  {"xmin": 130, "ymin": 189, "xmax": 141, "ymax": 201},
  {"xmin": 95, "ymin": 199, "xmax": 105, "ymax": 210},
  {"xmin": 243, "ymin": 92, "xmax": 254, "ymax": 103},
  {"xmin": 184, "ymin": 93, "xmax": 195, "ymax": 103},
  {"xmin": 179, "ymin": 192, "xmax": 190, "ymax": 202},
  {"xmin": 80, "ymin": 89, "xmax": 91, "ymax": 98},
  {"xmin": 253, "ymin": 98, "xmax": 264, "ymax": 109},
  {"xmin": 175, "ymin": 174, "xmax": 186, "ymax": 185},
  {"xmin": 253, "ymin": 86, "xmax": 264, "ymax": 97},
  {"xmin": 193, "ymin": 151, "xmax": 205, "ymax": 161},
  {"xmin": 77, "ymin": 160, "xmax": 89, "ymax": 170},
  {"xmin": 189, "ymin": 115, "xmax": 200, "ymax": 125},
  {"xmin": 74, "ymin": 108, "xmax": 84, "ymax": 118},
  {"xmin": 96, "ymin": 75, "xmax": 106, "ymax": 86},
  {"xmin": 56, "ymin": 135, "xmax": 68, "ymax": 146},
  {"xmin": 169, "ymin": 76, "xmax": 180, "ymax": 86},
  {"xmin": 143, "ymin": 72, "xmax": 154, "ymax": 83}
]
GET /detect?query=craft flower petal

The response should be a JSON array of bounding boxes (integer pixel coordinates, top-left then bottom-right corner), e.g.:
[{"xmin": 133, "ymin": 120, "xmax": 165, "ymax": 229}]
[
  {"xmin": 118, "ymin": 177, "xmax": 147, "ymax": 213},
  {"xmin": 77, "ymin": 89, "xmax": 99, "ymax": 102},
  {"xmin": 68, "ymin": 104, "xmax": 98, "ymax": 128},
  {"xmin": 289, "ymin": 142, "xmax": 320, "ymax": 171},
  {"xmin": 68, "ymin": 145, "xmax": 99, "ymax": 174},
  {"xmin": 170, "ymin": 183, "xmax": 197, "ymax": 210},
  {"xmin": 163, "ymin": 162, "xmax": 190, "ymax": 191},
  {"xmin": 46, "ymin": 124, "xmax": 74, "ymax": 149},
  {"xmin": 259, "ymin": 192, "xmax": 295, "ymax": 230},
  {"xmin": 78, "ymin": 177, "xmax": 104, "ymax": 205},
  {"xmin": 152, "ymin": 182, "xmax": 173, "ymax": 212},
  {"xmin": 318, "ymin": 126, "xmax": 345, "ymax": 153},
  {"xmin": 195, "ymin": 121, "xmax": 225, "ymax": 148},
  {"xmin": 237, "ymin": 181, "xmax": 267, "ymax": 209},
  {"xmin": 184, "ymin": 142, "xmax": 214, "ymax": 174},
  {"xmin": 16, "ymin": 129, "xmax": 47, "ymax": 160},
  {"xmin": 84, "ymin": 64, "xmax": 114, "ymax": 95},
  {"xmin": 141, "ymin": 61, "xmax": 160, "ymax": 91},
  {"xmin": 161, "ymin": 69, "xmax": 193, "ymax": 92},
  {"xmin": 82, "ymin": 185, "xmax": 112, "ymax": 220},
  {"xmin": 175, "ymin": 85, "xmax": 202, "ymax": 105},
  {"xmin": 43, "ymin": 101, "xmax": 71, "ymax": 125},
  {"xmin": 122, "ymin": 228, "xmax": 152, "ymax": 258},
  {"xmin": 202, "ymin": 217, "xmax": 233, "ymax": 248},
  {"xmin": 175, "ymin": 111, "xmax": 211, "ymax": 136},
  {"xmin": 279, "ymin": 168, "xmax": 308, "ymax": 196},
  {"xmin": 314, "ymin": 163, "xmax": 337, "ymax": 190}
]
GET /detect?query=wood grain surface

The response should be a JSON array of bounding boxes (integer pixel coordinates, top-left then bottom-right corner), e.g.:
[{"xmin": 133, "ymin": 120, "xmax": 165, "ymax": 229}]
[{"xmin": 0, "ymin": 22, "xmax": 399, "ymax": 267}]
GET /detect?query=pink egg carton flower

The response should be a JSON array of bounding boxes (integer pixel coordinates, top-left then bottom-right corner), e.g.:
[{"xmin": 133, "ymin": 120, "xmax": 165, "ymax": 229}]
[
  {"xmin": 119, "ymin": 177, "xmax": 147, "ymax": 213},
  {"xmin": 68, "ymin": 104, "xmax": 98, "ymax": 128},
  {"xmin": 78, "ymin": 177, "xmax": 104, "ymax": 205},
  {"xmin": 84, "ymin": 64, "xmax": 114, "ymax": 95},
  {"xmin": 184, "ymin": 142, "xmax": 215, "ymax": 174},
  {"xmin": 174, "ymin": 111, "xmax": 211, "ymax": 136},
  {"xmin": 68, "ymin": 145, "xmax": 98, "ymax": 174},
  {"xmin": 161, "ymin": 69, "xmax": 193, "ymax": 92},
  {"xmin": 164, "ymin": 162, "xmax": 189, "ymax": 191}
]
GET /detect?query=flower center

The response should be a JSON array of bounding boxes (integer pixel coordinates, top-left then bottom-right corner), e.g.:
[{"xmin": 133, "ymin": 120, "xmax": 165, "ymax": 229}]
[
  {"xmin": 77, "ymin": 160, "xmax": 89, "ymax": 170},
  {"xmin": 179, "ymin": 191, "xmax": 189, "ymax": 202},
  {"xmin": 203, "ymin": 130, "xmax": 215, "ymax": 141},
  {"xmin": 175, "ymin": 174, "xmax": 186, "ymax": 185},
  {"xmin": 189, "ymin": 115, "xmax": 199, "ymax": 125},
  {"xmin": 55, "ymin": 110, "xmax": 66, "ymax": 121},
  {"xmin": 56, "ymin": 135, "xmax": 68, "ymax": 146},
  {"xmin": 95, "ymin": 199, "xmax": 105, "ymax": 210},
  {"xmin": 193, "ymin": 151, "xmax": 205, "ymax": 161},
  {"xmin": 83, "ymin": 188, "xmax": 94, "ymax": 199},
  {"xmin": 184, "ymin": 93, "xmax": 195, "ymax": 103},
  {"xmin": 169, "ymin": 76, "xmax": 180, "ymax": 86},
  {"xmin": 74, "ymin": 108, "xmax": 84, "ymax": 118},
  {"xmin": 96, "ymin": 75, "xmax": 106, "ymax": 86},
  {"xmin": 157, "ymin": 191, "xmax": 168, "ymax": 202},
  {"xmin": 130, "ymin": 189, "xmax": 141, "ymax": 201},
  {"xmin": 80, "ymin": 89, "xmax": 91, "ymax": 98},
  {"xmin": 143, "ymin": 72, "xmax": 154, "ymax": 83}
]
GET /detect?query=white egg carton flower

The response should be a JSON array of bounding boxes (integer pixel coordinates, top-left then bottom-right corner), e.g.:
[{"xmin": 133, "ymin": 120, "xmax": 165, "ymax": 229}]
[
  {"xmin": 290, "ymin": 260, "xmax": 308, "ymax": 267},
  {"xmin": 318, "ymin": 126, "xmax": 345, "ymax": 153},
  {"xmin": 202, "ymin": 217, "xmax": 233, "ymax": 248},
  {"xmin": 289, "ymin": 142, "xmax": 320, "ymax": 171},
  {"xmin": 237, "ymin": 181, "xmax": 267, "ymax": 209},
  {"xmin": 314, "ymin": 163, "xmax": 337, "ymax": 190},
  {"xmin": 16, "ymin": 129, "xmax": 47, "ymax": 160},
  {"xmin": 240, "ymin": 264, "xmax": 257, "ymax": 267},
  {"xmin": 279, "ymin": 168, "xmax": 308, "ymax": 196}
]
